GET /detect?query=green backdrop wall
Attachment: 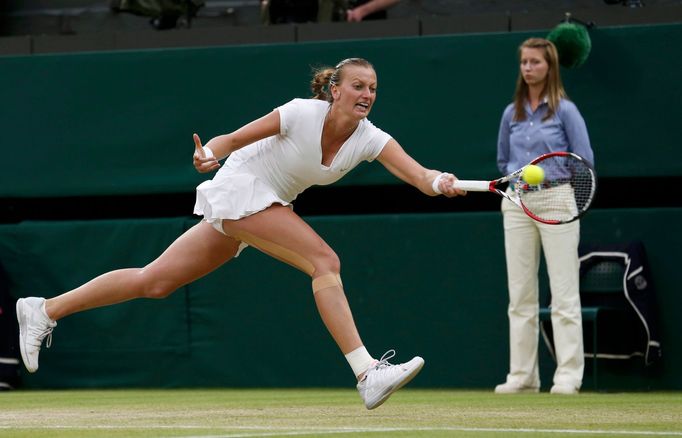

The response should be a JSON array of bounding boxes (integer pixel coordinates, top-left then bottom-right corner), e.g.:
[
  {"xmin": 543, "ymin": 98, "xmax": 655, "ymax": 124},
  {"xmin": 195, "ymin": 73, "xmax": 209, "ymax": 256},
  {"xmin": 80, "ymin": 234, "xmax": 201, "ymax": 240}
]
[{"xmin": 0, "ymin": 23, "xmax": 680, "ymax": 198}]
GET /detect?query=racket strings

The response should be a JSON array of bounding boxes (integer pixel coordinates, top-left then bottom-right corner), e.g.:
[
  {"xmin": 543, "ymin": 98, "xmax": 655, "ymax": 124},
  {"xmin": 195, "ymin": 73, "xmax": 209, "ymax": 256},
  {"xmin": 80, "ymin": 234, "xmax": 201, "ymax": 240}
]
[{"xmin": 517, "ymin": 155, "xmax": 595, "ymax": 223}]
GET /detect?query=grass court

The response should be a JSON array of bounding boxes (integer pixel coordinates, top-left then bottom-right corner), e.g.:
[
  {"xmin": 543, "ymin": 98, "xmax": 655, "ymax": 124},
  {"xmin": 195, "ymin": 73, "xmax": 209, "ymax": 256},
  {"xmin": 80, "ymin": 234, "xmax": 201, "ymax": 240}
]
[{"xmin": 1, "ymin": 389, "xmax": 681, "ymax": 437}]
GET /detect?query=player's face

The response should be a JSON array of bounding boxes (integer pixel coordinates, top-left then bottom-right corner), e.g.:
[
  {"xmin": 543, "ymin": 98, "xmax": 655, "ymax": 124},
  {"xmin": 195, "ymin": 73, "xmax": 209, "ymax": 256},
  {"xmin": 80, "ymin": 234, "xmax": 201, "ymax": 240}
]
[
  {"xmin": 332, "ymin": 65, "xmax": 377, "ymax": 118},
  {"xmin": 520, "ymin": 47, "xmax": 549, "ymax": 87}
]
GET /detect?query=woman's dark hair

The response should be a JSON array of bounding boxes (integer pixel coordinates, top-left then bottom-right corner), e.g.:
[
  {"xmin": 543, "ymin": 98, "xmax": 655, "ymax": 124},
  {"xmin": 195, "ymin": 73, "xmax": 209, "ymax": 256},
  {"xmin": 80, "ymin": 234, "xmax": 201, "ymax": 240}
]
[{"xmin": 311, "ymin": 58, "xmax": 374, "ymax": 102}]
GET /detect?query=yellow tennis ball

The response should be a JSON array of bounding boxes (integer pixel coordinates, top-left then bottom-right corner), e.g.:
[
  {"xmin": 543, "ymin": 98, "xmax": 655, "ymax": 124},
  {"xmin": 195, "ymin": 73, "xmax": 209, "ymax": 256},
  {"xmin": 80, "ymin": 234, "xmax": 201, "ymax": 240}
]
[{"xmin": 523, "ymin": 164, "xmax": 545, "ymax": 185}]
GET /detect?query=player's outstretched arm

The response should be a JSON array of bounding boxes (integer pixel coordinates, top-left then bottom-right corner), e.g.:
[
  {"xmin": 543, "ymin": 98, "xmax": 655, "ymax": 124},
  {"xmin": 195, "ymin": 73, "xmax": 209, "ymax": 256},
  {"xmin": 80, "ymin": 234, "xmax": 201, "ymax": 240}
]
[{"xmin": 376, "ymin": 139, "xmax": 465, "ymax": 197}]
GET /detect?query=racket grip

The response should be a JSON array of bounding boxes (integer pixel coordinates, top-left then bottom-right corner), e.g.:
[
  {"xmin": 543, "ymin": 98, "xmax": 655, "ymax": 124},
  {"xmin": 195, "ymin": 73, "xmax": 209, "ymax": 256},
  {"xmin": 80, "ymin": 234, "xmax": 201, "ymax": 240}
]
[{"xmin": 452, "ymin": 180, "xmax": 491, "ymax": 192}]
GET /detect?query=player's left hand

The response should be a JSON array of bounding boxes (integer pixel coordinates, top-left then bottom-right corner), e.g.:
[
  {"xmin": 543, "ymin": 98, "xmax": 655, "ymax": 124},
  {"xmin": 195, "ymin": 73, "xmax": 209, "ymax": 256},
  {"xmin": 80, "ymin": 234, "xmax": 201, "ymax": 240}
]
[{"xmin": 193, "ymin": 133, "xmax": 220, "ymax": 173}]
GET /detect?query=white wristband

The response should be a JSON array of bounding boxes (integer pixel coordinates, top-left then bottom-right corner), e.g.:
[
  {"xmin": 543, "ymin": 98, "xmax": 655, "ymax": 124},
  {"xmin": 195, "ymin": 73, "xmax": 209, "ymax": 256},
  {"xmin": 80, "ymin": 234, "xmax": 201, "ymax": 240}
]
[
  {"xmin": 203, "ymin": 146, "xmax": 215, "ymax": 159},
  {"xmin": 431, "ymin": 173, "xmax": 445, "ymax": 195}
]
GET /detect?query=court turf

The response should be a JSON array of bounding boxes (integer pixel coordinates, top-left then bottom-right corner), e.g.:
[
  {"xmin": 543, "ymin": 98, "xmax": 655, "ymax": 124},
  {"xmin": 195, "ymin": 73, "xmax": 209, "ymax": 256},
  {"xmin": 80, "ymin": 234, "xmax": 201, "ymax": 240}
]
[{"xmin": 1, "ymin": 389, "xmax": 681, "ymax": 437}]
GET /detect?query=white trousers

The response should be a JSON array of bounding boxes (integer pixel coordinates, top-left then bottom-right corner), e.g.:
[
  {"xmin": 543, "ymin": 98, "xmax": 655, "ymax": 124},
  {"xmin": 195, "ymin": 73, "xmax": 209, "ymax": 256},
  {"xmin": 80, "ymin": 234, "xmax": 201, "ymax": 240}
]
[{"xmin": 501, "ymin": 195, "xmax": 584, "ymax": 389}]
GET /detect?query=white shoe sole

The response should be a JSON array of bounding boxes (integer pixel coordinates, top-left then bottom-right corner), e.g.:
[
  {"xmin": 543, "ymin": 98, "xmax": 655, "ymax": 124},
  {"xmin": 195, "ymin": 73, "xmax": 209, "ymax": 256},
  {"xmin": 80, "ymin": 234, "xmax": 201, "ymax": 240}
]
[
  {"xmin": 494, "ymin": 386, "xmax": 540, "ymax": 394},
  {"xmin": 550, "ymin": 387, "xmax": 579, "ymax": 395},
  {"xmin": 366, "ymin": 357, "xmax": 425, "ymax": 410},
  {"xmin": 16, "ymin": 298, "xmax": 36, "ymax": 373}
]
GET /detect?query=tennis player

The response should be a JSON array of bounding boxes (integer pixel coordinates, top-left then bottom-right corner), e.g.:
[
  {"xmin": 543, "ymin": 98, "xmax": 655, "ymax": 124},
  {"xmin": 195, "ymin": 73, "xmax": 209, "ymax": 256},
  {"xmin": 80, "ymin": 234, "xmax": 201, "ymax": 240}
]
[
  {"xmin": 16, "ymin": 57, "xmax": 465, "ymax": 410},
  {"xmin": 494, "ymin": 39, "xmax": 594, "ymax": 395}
]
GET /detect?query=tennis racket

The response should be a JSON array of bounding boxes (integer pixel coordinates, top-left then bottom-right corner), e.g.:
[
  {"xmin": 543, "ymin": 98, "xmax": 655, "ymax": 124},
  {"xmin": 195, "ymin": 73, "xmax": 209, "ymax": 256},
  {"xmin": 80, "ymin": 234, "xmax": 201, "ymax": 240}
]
[{"xmin": 453, "ymin": 151, "xmax": 596, "ymax": 224}]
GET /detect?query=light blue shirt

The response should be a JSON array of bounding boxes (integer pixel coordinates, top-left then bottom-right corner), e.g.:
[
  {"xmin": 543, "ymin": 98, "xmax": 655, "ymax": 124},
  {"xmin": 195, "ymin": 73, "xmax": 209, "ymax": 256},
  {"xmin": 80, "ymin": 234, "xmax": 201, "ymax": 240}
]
[{"xmin": 496, "ymin": 98, "xmax": 594, "ymax": 176}]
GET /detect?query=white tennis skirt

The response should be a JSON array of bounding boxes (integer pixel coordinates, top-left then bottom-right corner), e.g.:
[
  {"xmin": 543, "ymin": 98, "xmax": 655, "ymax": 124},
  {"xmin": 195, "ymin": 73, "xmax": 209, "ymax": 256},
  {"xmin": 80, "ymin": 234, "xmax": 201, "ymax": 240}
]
[
  {"xmin": 194, "ymin": 171, "xmax": 291, "ymax": 221},
  {"xmin": 193, "ymin": 171, "xmax": 292, "ymax": 256}
]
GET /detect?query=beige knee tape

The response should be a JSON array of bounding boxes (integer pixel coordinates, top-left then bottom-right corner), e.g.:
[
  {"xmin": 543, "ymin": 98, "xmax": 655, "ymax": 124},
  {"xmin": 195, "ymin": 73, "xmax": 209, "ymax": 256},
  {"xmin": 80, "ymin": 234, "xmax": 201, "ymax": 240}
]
[
  {"xmin": 312, "ymin": 273, "xmax": 343, "ymax": 294},
  {"xmin": 231, "ymin": 229, "xmax": 315, "ymax": 275}
]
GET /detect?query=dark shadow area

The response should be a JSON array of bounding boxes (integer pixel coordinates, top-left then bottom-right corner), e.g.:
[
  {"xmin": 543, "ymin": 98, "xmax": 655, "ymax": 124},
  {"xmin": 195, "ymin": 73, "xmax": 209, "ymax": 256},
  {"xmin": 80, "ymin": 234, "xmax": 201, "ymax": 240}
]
[{"xmin": 1, "ymin": 176, "xmax": 680, "ymax": 223}]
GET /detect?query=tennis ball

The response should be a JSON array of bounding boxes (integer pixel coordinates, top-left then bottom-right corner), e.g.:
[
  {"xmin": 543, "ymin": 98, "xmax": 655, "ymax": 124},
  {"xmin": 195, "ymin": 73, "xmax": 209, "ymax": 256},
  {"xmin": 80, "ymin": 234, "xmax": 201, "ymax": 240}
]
[{"xmin": 523, "ymin": 165, "xmax": 545, "ymax": 185}]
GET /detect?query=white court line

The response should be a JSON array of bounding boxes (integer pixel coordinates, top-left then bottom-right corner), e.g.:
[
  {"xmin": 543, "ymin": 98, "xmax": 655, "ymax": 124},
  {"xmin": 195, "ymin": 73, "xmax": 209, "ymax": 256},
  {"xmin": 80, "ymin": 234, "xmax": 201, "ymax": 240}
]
[
  {"xmin": 175, "ymin": 427, "xmax": 682, "ymax": 438},
  {"xmin": 171, "ymin": 426, "xmax": 682, "ymax": 438},
  {"xmin": 2, "ymin": 425, "xmax": 681, "ymax": 437}
]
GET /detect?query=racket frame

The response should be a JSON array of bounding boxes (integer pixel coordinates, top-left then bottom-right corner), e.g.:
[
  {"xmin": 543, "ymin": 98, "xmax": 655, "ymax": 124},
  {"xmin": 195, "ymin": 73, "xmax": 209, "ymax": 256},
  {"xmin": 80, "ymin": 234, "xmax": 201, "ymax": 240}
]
[{"xmin": 452, "ymin": 151, "xmax": 596, "ymax": 225}]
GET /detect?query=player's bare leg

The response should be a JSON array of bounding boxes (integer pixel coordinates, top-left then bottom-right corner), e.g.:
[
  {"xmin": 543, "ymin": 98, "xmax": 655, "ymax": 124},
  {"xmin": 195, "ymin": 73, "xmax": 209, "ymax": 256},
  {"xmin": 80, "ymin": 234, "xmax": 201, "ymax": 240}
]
[
  {"xmin": 222, "ymin": 204, "xmax": 424, "ymax": 409},
  {"xmin": 45, "ymin": 221, "xmax": 240, "ymax": 319},
  {"xmin": 222, "ymin": 204, "xmax": 363, "ymax": 350},
  {"xmin": 17, "ymin": 221, "xmax": 240, "ymax": 372}
]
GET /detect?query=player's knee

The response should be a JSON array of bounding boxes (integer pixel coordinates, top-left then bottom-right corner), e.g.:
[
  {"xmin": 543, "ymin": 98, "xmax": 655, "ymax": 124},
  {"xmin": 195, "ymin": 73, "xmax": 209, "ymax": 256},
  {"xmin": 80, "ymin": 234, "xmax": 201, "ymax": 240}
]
[
  {"xmin": 312, "ymin": 248, "xmax": 343, "ymax": 293},
  {"xmin": 314, "ymin": 248, "xmax": 340, "ymax": 274},
  {"xmin": 311, "ymin": 251, "xmax": 343, "ymax": 294},
  {"xmin": 136, "ymin": 270, "xmax": 178, "ymax": 299},
  {"xmin": 143, "ymin": 282, "xmax": 177, "ymax": 299}
]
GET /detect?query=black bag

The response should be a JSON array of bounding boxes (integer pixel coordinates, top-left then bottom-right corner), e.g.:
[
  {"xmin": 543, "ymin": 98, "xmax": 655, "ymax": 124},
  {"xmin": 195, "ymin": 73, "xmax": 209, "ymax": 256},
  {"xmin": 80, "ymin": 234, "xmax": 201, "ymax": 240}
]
[
  {"xmin": 0, "ymin": 266, "xmax": 20, "ymax": 390},
  {"xmin": 110, "ymin": 0, "xmax": 205, "ymax": 29},
  {"xmin": 541, "ymin": 241, "xmax": 662, "ymax": 365}
]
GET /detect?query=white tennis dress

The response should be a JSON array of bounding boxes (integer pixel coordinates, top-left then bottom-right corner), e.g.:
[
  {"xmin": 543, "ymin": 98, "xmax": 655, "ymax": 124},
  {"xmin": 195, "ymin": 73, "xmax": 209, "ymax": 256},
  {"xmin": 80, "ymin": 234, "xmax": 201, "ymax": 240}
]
[{"xmin": 194, "ymin": 98, "xmax": 392, "ymax": 224}]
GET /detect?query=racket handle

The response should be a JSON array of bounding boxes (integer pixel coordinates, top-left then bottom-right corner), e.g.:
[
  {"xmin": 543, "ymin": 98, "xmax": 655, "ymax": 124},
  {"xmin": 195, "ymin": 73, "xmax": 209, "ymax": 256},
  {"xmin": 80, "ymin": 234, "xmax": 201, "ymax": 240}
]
[{"xmin": 452, "ymin": 180, "xmax": 491, "ymax": 192}]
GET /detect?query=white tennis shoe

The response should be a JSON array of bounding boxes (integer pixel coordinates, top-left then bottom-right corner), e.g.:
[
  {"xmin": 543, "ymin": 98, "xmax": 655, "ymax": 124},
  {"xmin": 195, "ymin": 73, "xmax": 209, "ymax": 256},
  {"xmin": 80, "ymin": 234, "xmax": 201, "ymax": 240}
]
[
  {"xmin": 356, "ymin": 350, "xmax": 424, "ymax": 410},
  {"xmin": 16, "ymin": 297, "xmax": 57, "ymax": 373}
]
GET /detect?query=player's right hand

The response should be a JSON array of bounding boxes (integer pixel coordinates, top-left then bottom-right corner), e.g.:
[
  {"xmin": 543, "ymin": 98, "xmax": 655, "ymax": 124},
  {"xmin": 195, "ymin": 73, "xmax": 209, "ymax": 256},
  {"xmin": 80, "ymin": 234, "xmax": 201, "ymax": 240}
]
[
  {"xmin": 439, "ymin": 173, "xmax": 467, "ymax": 198},
  {"xmin": 193, "ymin": 133, "xmax": 220, "ymax": 173}
]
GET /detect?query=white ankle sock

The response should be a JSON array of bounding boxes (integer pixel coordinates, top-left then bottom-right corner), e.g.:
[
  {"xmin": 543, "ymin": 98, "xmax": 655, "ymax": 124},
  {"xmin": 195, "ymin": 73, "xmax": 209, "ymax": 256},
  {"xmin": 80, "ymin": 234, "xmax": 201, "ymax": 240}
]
[{"xmin": 345, "ymin": 346, "xmax": 374, "ymax": 377}]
